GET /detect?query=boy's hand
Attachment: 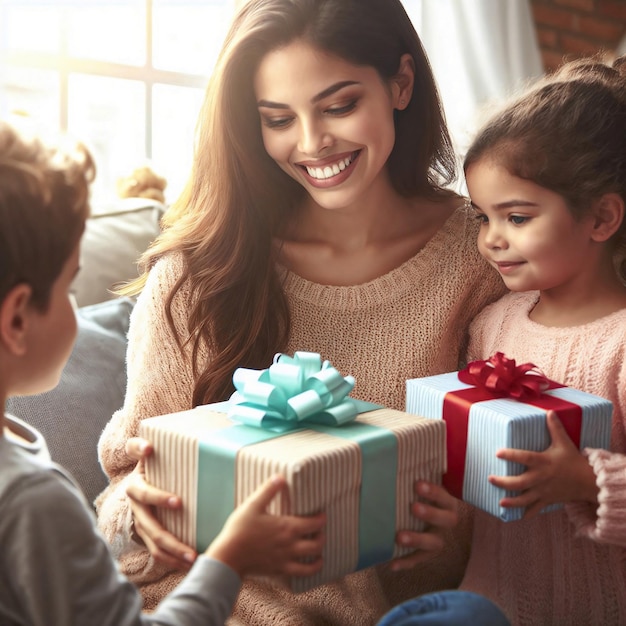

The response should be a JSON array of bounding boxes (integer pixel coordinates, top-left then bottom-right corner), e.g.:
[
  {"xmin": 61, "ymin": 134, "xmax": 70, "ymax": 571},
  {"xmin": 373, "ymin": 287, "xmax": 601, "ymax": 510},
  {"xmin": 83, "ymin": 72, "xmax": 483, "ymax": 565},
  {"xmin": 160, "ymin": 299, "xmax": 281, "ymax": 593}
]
[
  {"xmin": 206, "ymin": 475, "xmax": 326, "ymax": 579},
  {"xmin": 488, "ymin": 410, "xmax": 599, "ymax": 519}
]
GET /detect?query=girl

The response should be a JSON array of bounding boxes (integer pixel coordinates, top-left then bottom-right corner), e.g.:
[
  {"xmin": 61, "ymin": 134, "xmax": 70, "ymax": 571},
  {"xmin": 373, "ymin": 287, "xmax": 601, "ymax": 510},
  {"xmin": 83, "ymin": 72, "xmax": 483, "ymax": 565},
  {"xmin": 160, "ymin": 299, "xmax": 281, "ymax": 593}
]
[
  {"xmin": 95, "ymin": 0, "xmax": 505, "ymax": 624},
  {"xmin": 462, "ymin": 56, "xmax": 626, "ymax": 625}
]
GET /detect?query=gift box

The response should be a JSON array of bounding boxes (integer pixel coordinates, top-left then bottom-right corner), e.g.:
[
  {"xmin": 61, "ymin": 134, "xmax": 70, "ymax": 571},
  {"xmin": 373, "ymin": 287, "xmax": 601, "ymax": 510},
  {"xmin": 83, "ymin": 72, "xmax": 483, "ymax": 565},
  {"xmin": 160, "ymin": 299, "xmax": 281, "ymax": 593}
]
[
  {"xmin": 406, "ymin": 353, "xmax": 613, "ymax": 522},
  {"xmin": 141, "ymin": 352, "xmax": 446, "ymax": 592}
]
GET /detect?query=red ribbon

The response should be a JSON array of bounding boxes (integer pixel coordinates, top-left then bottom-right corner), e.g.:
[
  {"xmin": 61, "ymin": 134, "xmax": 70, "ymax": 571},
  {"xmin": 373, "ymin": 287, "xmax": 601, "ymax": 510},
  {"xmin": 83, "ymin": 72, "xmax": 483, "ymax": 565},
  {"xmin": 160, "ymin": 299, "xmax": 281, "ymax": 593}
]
[
  {"xmin": 442, "ymin": 353, "xmax": 583, "ymax": 499},
  {"xmin": 458, "ymin": 352, "xmax": 551, "ymax": 400}
]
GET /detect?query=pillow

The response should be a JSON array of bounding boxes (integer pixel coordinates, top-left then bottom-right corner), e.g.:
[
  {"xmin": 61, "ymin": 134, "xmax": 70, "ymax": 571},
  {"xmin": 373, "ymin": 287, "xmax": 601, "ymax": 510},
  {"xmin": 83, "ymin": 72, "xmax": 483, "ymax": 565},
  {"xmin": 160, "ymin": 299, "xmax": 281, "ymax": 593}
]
[
  {"xmin": 72, "ymin": 197, "xmax": 165, "ymax": 307},
  {"xmin": 6, "ymin": 297, "xmax": 134, "ymax": 506}
]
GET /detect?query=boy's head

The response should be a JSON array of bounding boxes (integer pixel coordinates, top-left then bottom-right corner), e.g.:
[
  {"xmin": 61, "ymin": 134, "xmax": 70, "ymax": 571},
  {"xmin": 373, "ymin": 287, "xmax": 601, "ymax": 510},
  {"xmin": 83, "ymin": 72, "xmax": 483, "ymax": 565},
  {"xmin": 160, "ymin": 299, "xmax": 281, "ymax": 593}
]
[
  {"xmin": 0, "ymin": 122, "xmax": 95, "ymax": 398},
  {"xmin": 0, "ymin": 121, "xmax": 94, "ymax": 311}
]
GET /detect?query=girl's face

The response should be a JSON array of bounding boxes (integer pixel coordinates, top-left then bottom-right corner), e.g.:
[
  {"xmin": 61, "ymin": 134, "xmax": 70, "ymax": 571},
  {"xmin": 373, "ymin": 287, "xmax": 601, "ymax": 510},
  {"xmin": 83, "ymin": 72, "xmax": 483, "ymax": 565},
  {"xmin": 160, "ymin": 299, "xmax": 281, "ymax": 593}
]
[
  {"xmin": 465, "ymin": 160, "xmax": 596, "ymax": 293},
  {"xmin": 254, "ymin": 39, "xmax": 405, "ymax": 211}
]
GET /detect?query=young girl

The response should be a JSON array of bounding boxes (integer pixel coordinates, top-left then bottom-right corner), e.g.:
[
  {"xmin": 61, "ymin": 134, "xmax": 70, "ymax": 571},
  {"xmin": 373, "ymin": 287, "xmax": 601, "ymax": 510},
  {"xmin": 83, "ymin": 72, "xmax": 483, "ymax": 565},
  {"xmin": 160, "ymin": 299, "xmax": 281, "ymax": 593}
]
[
  {"xmin": 462, "ymin": 56, "xmax": 626, "ymax": 625},
  {"xmin": 95, "ymin": 0, "xmax": 505, "ymax": 624}
]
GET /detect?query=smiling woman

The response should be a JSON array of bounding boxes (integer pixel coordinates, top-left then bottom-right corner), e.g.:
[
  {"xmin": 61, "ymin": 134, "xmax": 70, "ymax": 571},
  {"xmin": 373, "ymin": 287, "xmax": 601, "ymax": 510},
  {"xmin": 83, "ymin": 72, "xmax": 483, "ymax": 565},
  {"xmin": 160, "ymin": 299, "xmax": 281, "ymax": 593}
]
[{"xmin": 93, "ymin": 0, "xmax": 505, "ymax": 624}]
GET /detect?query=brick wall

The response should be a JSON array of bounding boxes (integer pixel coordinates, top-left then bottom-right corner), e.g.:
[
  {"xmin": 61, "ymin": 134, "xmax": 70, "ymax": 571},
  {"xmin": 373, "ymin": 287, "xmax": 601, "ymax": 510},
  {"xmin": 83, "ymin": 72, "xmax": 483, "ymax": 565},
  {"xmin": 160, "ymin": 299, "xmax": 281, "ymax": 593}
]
[{"xmin": 530, "ymin": 0, "xmax": 626, "ymax": 71}]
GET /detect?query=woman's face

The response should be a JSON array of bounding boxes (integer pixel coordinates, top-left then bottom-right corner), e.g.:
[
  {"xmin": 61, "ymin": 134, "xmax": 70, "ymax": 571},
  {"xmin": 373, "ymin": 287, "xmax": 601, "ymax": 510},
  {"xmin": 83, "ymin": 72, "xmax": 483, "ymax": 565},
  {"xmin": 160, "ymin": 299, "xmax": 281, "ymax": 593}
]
[{"xmin": 254, "ymin": 39, "xmax": 406, "ymax": 211}]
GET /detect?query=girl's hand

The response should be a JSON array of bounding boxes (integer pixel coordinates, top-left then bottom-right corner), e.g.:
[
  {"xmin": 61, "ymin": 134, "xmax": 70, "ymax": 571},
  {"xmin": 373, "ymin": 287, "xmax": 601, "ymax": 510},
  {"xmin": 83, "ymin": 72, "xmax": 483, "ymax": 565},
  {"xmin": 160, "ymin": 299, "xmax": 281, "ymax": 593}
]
[
  {"xmin": 389, "ymin": 480, "xmax": 459, "ymax": 571},
  {"xmin": 488, "ymin": 410, "xmax": 599, "ymax": 519},
  {"xmin": 125, "ymin": 437, "xmax": 198, "ymax": 570},
  {"xmin": 207, "ymin": 475, "xmax": 326, "ymax": 578}
]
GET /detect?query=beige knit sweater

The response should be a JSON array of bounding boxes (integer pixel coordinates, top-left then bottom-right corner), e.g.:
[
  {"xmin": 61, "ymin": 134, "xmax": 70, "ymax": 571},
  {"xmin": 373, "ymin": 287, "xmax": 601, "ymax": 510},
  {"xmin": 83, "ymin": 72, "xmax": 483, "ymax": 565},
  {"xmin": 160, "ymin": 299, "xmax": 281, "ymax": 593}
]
[
  {"xmin": 96, "ymin": 206, "xmax": 505, "ymax": 625},
  {"xmin": 463, "ymin": 291, "xmax": 626, "ymax": 626}
]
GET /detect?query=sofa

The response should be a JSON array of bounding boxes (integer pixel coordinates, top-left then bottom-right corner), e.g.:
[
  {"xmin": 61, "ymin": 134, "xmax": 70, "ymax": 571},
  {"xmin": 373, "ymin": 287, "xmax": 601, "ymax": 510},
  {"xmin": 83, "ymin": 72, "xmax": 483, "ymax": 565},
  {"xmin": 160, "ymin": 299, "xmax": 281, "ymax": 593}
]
[{"xmin": 6, "ymin": 198, "xmax": 165, "ymax": 506}]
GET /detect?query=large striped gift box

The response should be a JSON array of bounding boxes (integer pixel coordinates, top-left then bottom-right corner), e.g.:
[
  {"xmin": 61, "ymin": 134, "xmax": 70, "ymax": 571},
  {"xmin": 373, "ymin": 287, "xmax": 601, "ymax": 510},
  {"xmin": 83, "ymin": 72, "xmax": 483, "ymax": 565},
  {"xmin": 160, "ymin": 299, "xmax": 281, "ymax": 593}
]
[
  {"xmin": 141, "ymin": 402, "xmax": 446, "ymax": 592},
  {"xmin": 406, "ymin": 353, "xmax": 613, "ymax": 522}
]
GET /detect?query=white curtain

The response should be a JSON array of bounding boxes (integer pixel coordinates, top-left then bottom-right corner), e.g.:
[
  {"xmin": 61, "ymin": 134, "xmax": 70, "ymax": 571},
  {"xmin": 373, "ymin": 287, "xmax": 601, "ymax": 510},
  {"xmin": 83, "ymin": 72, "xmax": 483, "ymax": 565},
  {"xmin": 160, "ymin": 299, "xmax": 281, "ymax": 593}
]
[{"xmin": 402, "ymin": 0, "xmax": 544, "ymax": 158}]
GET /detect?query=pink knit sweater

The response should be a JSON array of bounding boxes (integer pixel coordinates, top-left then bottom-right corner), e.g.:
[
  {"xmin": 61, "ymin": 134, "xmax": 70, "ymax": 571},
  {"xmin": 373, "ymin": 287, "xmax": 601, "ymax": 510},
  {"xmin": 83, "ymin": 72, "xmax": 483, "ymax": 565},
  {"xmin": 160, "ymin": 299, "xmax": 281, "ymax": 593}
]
[
  {"xmin": 463, "ymin": 290, "xmax": 626, "ymax": 626},
  {"xmin": 96, "ymin": 206, "xmax": 505, "ymax": 625}
]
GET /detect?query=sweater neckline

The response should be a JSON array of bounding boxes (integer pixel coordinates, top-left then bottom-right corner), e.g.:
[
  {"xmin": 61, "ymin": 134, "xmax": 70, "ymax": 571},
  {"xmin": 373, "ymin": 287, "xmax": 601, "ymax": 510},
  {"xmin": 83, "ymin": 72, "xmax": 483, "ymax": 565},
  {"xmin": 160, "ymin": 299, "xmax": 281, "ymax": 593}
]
[
  {"xmin": 3, "ymin": 414, "xmax": 47, "ymax": 456},
  {"xmin": 517, "ymin": 291, "xmax": 626, "ymax": 333},
  {"xmin": 278, "ymin": 204, "xmax": 467, "ymax": 305}
]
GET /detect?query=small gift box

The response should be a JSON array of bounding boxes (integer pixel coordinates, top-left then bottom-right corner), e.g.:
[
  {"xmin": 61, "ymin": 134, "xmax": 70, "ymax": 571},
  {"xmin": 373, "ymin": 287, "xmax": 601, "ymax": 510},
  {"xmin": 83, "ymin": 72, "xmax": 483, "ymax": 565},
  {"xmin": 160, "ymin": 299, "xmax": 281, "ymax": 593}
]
[
  {"xmin": 406, "ymin": 353, "xmax": 613, "ymax": 521},
  {"xmin": 141, "ymin": 352, "xmax": 446, "ymax": 592}
]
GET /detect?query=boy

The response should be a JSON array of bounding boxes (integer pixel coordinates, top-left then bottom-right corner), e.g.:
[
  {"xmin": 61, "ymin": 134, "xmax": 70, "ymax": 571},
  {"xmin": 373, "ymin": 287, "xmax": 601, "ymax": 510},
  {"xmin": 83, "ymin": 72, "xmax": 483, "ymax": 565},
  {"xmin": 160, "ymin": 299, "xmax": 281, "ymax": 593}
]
[{"xmin": 0, "ymin": 121, "xmax": 325, "ymax": 625}]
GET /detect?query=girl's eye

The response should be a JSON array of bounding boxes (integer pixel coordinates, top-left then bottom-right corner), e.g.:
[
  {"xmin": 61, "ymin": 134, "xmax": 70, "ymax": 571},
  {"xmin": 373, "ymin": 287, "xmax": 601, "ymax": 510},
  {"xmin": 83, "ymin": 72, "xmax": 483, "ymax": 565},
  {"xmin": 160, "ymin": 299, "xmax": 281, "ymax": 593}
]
[
  {"xmin": 510, "ymin": 215, "xmax": 528, "ymax": 225},
  {"xmin": 326, "ymin": 99, "xmax": 358, "ymax": 116},
  {"xmin": 474, "ymin": 213, "xmax": 489, "ymax": 224}
]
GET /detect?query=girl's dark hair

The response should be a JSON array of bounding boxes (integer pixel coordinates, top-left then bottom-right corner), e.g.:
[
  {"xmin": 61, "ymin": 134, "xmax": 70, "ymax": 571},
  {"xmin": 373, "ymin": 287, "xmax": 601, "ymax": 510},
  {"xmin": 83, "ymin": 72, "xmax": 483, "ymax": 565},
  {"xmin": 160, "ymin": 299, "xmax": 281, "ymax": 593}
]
[
  {"xmin": 464, "ymin": 56, "xmax": 626, "ymax": 220},
  {"xmin": 129, "ymin": 0, "xmax": 456, "ymax": 405}
]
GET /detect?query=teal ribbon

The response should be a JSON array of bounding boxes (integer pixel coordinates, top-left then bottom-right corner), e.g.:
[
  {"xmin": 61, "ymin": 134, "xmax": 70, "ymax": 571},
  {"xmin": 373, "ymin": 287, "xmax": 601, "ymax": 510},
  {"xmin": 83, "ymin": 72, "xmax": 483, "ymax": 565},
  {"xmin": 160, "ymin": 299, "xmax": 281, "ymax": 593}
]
[
  {"xmin": 196, "ymin": 353, "xmax": 399, "ymax": 572},
  {"xmin": 228, "ymin": 351, "xmax": 359, "ymax": 432}
]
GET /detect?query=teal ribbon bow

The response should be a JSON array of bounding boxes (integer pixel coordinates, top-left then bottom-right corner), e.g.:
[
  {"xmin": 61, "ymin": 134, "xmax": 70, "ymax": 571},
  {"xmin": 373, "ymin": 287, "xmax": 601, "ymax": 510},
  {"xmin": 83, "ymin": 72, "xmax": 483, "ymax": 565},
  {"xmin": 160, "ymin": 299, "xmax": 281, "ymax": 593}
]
[{"xmin": 228, "ymin": 351, "xmax": 358, "ymax": 432}]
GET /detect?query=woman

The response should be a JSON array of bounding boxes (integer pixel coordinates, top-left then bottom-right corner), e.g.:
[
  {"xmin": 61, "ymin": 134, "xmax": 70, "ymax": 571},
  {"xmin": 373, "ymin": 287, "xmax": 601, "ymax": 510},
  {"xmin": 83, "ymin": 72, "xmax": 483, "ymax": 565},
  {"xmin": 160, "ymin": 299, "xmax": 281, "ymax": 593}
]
[{"xmin": 96, "ymin": 0, "xmax": 505, "ymax": 623}]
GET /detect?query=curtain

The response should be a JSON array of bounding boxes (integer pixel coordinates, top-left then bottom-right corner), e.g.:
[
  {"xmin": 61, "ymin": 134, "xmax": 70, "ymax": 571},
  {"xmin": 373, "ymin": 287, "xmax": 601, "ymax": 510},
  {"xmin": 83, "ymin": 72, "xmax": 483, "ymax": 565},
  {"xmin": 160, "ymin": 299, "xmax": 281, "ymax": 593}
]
[{"xmin": 402, "ymin": 0, "xmax": 544, "ymax": 160}]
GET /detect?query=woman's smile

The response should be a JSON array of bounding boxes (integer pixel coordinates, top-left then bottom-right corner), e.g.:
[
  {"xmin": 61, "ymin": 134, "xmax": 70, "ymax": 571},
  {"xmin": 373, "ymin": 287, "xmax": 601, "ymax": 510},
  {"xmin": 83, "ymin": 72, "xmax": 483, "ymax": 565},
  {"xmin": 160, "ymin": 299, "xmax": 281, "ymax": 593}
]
[{"xmin": 297, "ymin": 150, "xmax": 361, "ymax": 186}]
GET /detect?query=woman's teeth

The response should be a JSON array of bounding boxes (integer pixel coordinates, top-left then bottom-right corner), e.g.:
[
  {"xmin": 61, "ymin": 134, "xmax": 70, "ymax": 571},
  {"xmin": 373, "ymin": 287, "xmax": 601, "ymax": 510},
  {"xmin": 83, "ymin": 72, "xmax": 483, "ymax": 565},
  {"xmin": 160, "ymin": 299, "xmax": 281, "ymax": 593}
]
[{"xmin": 305, "ymin": 155, "xmax": 353, "ymax": 180}]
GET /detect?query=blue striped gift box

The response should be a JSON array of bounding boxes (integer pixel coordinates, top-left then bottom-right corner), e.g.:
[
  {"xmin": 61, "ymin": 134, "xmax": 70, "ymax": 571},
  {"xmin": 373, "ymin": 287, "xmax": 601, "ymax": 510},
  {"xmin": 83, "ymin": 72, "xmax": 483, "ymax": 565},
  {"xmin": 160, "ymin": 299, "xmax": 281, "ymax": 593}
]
[{"xmin": 406, "ymin": 372, "xmax": 613, "ymax": 521}]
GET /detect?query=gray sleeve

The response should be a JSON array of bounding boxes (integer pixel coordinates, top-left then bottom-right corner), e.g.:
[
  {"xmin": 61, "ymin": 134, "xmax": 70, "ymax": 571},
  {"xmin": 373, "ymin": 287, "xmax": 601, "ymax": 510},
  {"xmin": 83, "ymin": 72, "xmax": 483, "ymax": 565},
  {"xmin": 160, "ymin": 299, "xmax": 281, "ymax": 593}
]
[{"xmin": 0, "ymin": 470, "xmax": 240, "ymax": 626}]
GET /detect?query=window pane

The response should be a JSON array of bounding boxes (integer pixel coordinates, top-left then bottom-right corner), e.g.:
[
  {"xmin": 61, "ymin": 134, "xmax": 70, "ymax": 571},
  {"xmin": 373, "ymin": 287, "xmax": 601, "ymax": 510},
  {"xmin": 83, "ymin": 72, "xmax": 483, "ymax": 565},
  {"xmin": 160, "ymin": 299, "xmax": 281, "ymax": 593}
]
[
  {"xmin": 68, "ymin": 74, "xmax": 145, "ymax": 203},
  {"xmin": 152, "ymin": 1, "xmax": 233, "ymax": 75},
  {"xmin": 67, "ymin": 1, "xmax": 145, "ymax": 65},
  {"xmin": 151, "ymin": 83, "xmax": 205, "ymax": 203},
  {"xmin": 0, "ymin": 4, "xmax": 62, "ymax": 54},
  {"xmin": 0, "ymin": 66, "xmax": 60, "ymax": 132}
]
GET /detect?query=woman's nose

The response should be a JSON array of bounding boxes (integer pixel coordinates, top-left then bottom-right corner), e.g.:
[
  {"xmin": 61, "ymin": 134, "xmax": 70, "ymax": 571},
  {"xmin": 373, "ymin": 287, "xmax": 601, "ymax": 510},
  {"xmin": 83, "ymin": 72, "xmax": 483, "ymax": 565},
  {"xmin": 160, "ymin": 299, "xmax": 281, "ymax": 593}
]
[{"xmin": 298, "ymin": 119, "xmax": 332, "ymax": 156}]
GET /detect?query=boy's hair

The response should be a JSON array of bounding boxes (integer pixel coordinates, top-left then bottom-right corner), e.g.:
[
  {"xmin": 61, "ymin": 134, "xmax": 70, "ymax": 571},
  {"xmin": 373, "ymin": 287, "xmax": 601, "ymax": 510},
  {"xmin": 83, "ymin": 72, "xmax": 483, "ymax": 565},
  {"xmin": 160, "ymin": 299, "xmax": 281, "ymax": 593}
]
[{"xmin": 0, "ymin": 122, "xmax": 95, "ymax": 311}]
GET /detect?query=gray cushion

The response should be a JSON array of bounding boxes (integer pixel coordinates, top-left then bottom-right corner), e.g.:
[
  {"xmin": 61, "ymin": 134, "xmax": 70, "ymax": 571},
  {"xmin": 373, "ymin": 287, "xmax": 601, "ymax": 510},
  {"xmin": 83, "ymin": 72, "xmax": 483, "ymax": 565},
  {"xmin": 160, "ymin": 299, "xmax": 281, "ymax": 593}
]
[
  {"xmin": 72, "ymin": 198, "xmax": 164, "ymax": 307},
  {"xmin": 7, "ymin": 297, "xmax": 133, "ymax": 506}
]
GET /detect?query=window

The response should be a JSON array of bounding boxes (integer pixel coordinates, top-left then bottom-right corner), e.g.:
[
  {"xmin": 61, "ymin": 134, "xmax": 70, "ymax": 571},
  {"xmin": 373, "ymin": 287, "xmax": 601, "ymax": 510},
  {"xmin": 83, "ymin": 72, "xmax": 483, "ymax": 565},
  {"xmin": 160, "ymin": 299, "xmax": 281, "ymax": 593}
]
[
  {"xmin": 0, "ymin": 0, "xmax": 238, "ymax": 205},
  {"xmin": 0, "ymin": 0, "xmax": 542, "ymax": 204}
]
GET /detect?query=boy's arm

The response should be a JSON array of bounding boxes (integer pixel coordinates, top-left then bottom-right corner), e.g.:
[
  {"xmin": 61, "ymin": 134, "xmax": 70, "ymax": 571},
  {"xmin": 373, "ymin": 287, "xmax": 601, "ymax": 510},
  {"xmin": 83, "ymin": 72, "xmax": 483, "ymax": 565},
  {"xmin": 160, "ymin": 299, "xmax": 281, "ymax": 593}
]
[
  {"xmin": 1, "ymin": 468, "xmax": 239, "ymax": 626},
  {"xmin": 2, "ymin": 466, "xmax": 324, "ymax": 626}
]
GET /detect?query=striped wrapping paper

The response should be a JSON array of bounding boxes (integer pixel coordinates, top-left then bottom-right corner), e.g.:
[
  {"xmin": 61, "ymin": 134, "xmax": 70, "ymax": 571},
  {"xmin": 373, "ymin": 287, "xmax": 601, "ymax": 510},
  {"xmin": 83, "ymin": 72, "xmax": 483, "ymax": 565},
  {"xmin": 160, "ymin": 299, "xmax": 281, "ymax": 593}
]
[
  {"xmin": 141, "ymin": 404, "xmax": 446, "ymax": 592},
  {"xmin": 406, "ymin": 371, "xmax": 613, "ymax": 522}
]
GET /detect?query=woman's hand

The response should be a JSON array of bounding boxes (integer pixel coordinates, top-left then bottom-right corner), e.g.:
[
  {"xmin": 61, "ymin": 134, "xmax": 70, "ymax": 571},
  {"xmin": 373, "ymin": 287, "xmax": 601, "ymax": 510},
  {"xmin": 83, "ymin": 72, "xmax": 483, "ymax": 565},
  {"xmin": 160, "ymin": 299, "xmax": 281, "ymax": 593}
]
[
  {"xmin": 389, "ymin": 480, "xmax": 459, "ymax": 571},
  {"xmin": 488, "ymin": 410, "xmax": 599, "ymax": 519},
  {"xmin": 125, "ymin": 437, "xmax": 198, "ymax": 570}
]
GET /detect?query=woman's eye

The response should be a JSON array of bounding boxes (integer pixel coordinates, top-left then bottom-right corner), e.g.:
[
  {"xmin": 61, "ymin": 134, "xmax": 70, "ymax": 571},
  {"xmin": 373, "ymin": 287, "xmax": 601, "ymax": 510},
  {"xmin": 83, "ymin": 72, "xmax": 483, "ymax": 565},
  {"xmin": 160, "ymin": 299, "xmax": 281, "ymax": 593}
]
[
  {"xmin": 326, "ymin": 99, "xmax": 358, "ymax": 116},
  {"xmin": 262, "ymin": 116, "xmax": 293, "ymax": 129}
]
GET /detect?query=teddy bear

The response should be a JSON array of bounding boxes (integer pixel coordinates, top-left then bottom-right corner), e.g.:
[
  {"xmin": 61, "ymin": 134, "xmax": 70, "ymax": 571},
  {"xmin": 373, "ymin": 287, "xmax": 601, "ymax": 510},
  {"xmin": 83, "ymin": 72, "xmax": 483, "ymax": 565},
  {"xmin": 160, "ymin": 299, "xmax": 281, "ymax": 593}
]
[{"xmin": 116, "ymin": 166, "xmax": 167, "ymax": 204}]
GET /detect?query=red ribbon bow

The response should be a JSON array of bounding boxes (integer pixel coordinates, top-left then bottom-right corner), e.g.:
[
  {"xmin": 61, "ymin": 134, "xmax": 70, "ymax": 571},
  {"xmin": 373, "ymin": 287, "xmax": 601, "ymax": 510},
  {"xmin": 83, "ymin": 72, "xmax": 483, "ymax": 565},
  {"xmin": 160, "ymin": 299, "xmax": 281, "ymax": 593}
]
[{"xmin": 458, "ymin": 352, "xmax": 550, "ymax": 401}]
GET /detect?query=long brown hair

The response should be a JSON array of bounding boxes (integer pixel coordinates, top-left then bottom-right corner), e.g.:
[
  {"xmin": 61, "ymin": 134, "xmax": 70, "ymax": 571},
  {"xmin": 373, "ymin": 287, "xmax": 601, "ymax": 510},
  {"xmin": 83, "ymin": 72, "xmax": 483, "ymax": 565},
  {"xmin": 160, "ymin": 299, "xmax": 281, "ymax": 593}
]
[{"xmin": 126, "ymin": 0, "xmax": 457, "ymax": 405}]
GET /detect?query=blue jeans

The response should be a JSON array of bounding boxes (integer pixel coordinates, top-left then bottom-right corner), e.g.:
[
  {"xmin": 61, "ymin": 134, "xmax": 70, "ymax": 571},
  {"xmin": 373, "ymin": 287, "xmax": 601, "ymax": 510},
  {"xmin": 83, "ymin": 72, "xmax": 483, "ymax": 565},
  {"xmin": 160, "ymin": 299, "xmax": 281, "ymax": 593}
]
[{"xmin": 376, "ymin": 591, "xmax": 511, "ymax": 626}]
